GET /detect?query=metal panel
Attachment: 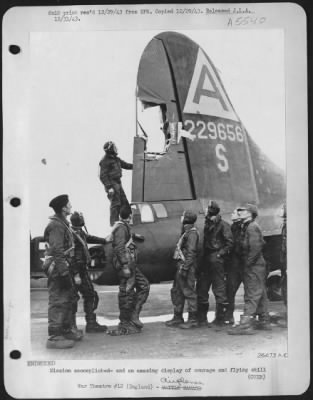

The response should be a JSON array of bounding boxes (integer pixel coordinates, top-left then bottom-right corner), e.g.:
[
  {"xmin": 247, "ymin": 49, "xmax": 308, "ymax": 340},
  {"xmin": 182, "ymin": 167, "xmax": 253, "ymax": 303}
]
[{"xmin": 143, "ymin": 142, "xmax": 193, "ymax": 201}]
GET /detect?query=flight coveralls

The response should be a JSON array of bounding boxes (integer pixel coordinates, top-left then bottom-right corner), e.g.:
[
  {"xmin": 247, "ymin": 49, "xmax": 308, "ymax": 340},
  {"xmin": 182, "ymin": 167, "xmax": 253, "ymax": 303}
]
[
  {"xmin": 241, "ymin": 220, "xmax": 269, "ymax": 320},
  {"xmin": 170, "ymin": 225, "xmax": 200, "ymax": 322},
  {"xmin": 280, "ymin": 219, "xmax": 287, "ymax": 306},
  {"xmin": 225, "ymin": 221, "xmax": 244, "ymax": 323},
  {"xmin": 70, "ymin": 227, "xmax": 106, "ymax": 327},
  {"xmin": 43, "ymin": 215, "xmax": 77, "ymax": 337},
  {"xmin": 99, "ymin": 154, "xmax": 133, "ymax": 226},
  {"xmin": 111, "ymin": 221, "xmax": 150, "ymax": 334},
  {"xmin": 197, "ymin": 215, "xmax": 233, "ymax": 323}
]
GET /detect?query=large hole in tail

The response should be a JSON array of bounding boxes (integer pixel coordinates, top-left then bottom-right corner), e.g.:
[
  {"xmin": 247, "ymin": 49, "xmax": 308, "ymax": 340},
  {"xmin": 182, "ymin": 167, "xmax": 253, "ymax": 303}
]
[{"xmin": 137, "ymin": 101, "xmax": 168, "ymax": 154}]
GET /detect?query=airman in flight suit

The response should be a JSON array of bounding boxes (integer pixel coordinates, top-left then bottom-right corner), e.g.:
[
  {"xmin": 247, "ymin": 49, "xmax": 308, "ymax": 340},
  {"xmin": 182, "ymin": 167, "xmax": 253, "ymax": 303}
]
[
  {"xmin": 99, "ymin": 141, "xmax": 133, "ymax": 226},
  {"xmin": 197, "ymin": 201, "xmax": 233, "ymax": 327},
  {"xmin": 108, "ymin": 206, "xmax": 150, "ymax": 335},
  {"xmin": 228, "ymin": 204, "xmax": 271, "ymax": 335},
  {"xmin": 70, "ymin": 211, "xmax": 108, "ymax": 333},
  {"xmin": 43, "ymin": 194, "xmax": 79, "ymax": 349},
  {"xmin": 165, "ymin": 210, "xmax": 200, "ymax": 329}
]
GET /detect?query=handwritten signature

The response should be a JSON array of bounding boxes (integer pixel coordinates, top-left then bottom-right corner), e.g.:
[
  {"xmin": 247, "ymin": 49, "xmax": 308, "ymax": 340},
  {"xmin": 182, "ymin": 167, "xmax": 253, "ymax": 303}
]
[{"xmin": 161, "ymin": 377, "xmax": 203, "ymax": 386}]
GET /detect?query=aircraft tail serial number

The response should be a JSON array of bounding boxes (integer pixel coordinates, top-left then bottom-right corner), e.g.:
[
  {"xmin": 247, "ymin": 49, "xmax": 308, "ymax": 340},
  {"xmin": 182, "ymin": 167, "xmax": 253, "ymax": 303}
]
[{"xmin": 184, "ymin": 119, "xmax": 244, "ymax": 143}]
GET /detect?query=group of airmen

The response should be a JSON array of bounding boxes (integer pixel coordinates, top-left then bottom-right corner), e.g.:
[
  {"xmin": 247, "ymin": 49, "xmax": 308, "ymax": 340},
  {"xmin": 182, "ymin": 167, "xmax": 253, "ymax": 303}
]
[
  {"xmin": 42, "ymin": 141, "xmax": 287, "ymax": 349},
  {"xmin": 166, "ymin": 201, "xmax": 287, "ymax": 334}
]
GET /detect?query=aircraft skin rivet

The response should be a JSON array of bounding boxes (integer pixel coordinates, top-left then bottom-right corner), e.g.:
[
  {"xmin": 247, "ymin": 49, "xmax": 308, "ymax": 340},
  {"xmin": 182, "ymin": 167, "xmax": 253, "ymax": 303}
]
[{"xmin": 9, "ymin": 45, "xmax": 21, "ymax": 54}]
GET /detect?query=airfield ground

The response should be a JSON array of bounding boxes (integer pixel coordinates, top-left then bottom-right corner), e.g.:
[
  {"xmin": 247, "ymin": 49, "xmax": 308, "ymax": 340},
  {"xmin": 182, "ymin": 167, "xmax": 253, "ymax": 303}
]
[{"xmin": 30, "ymin": 282, "xmax": 287, "ymax": 359}]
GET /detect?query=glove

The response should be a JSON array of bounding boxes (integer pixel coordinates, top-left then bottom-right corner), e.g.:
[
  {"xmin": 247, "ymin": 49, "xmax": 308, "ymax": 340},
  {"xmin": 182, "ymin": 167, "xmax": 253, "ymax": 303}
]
[
  {"xmin": 74, "ymin": 274, "xmax": 82, "ymax": 285},
  {"xmin": 41, "ymin": 257, "xmax": 55, "ymax": 277},
  {"xmin": 132, "ymin": 233, "xmax": 145, "ymax": 243},
  {"xmin": 58, "ymin": 275, "xmax": 72, "ymax": 290},
  {"xmin": 120, "ymin": 265, "xmax": 131, "ymax": 279},
  {"xmin": 108, "ymin": 188, "xmax": 115, "ymax": 200},
  {"xmin": 126, "ymin": 276, "xmax": 136, "ymax": 292},
  {"xmin": 179, "ymin": 268, "xmax": 188, "ymax": 280}
]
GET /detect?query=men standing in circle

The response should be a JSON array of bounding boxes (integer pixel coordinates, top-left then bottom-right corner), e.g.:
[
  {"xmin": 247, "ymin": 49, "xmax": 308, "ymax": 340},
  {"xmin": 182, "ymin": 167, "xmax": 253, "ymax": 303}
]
[
  {"xmin": 224, "ymin": 208, "xmax": 244, "ymax": 325},
  {"xmin": 108, "ymin": 206, "xmax": 150, "ymax": 336},
  {"xmin": 228, "ymin": 203, "xmax": 271, "ymax": 335},
  {"xmin": 278, "ymin": 203, "xmax": 287, "ymax": 327},
  {"xmin": 43, "ymin": 194, "xmax": 80, "ymax": 349},
  {"xmin": 69, "ymin": 211, "xmax": 108, "ymax": 333},
  {"xmin": 99, "ymin": 141, "xmax": 133, "ymax": 226},
  {"xmin": 197, "ymin": 200, "xmax": 233, "ymax": 328},
  {"xmin": 165, "ymin": 210, "xmax": 200, "ymax": 329}
]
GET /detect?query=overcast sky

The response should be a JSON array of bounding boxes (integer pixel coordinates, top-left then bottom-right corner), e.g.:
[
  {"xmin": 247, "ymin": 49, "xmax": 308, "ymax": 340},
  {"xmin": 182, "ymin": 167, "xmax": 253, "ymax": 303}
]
[{"xmin": 28, "ymin": 29, "xmax": 285, "ymax": 236}]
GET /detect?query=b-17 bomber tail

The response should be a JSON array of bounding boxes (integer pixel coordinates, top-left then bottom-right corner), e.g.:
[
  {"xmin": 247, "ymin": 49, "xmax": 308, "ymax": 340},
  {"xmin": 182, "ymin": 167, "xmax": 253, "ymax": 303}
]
[{"xmin": 133, "ymin": 31, "xmax": 285, "ymax": 235}]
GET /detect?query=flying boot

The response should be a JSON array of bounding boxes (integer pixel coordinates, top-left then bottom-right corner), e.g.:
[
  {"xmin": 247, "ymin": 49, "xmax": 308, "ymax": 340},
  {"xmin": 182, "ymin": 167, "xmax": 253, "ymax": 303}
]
[
  {"xmin": 130, "ymin": 303, "xmax": 144, "ymax": 329},
  {"xmin": 63, "ymin": 327, "xmax": 84, "ymax": 341},
  {"xmin": 165, "ymin": 312, "xmax": 184, "ymax": 327},
  {"xmin": 223, "ymin": 304, "xmax": 235, "ymax": 326},
  {"xmin": 270, "ymin": 310, "xmax": 287, "ymax": 328},
  {"xmin": 276, "ymin": 310, "xmax": 288, "ymax": 328},
  {"xmin": 63, "ymin": 314, "xmax": 84, "ymax": 341},
  {"xmin": 84, "ymin": 293, "xmax": 108, "ymax": 332},
  {"xmin": 179, "ymin": 312, "xmax": 199, "ymax": 329},
  {"xmin": 227, "ymin": 315, "xmax": 256, "ymax": 335},
  {"xmin": 254, "ymin": 313, "xmax": 272, "ymax": 331},
  {"xmin": 86, "ymin": 313, "xmax": 108, "ymax": 333},
  {"xmin": 197, "ymin": 304, "xmax": 209, "ymax": 327},
  {"xmin": 46, "ymin": 335, "xmax": 75, "ymax": 349},
  {"xmin": 276, "ymin": 318, "xmax": 287, "ymax": 328},
  {"xmin": 208, "ymin": 303, "xmax": 228, "ymax": 328},
  {"xmin": 108, "ymin": 320, "xmax": 142, "ymax": 336}
]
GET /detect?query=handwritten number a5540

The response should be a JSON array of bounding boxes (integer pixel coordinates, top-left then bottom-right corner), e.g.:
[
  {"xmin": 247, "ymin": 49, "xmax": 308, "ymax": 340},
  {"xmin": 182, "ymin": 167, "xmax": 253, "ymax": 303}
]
[{"xmin": 227, "ymin": 16, "xmax": 266, "ymax": 27}]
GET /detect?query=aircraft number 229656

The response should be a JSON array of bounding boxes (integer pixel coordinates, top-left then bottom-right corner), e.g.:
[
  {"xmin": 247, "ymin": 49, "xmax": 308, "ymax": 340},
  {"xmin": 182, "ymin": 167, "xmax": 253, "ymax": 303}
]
[{"xmin": 184, "ymin": 120, "xmax": 244, "ymax": 143}]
